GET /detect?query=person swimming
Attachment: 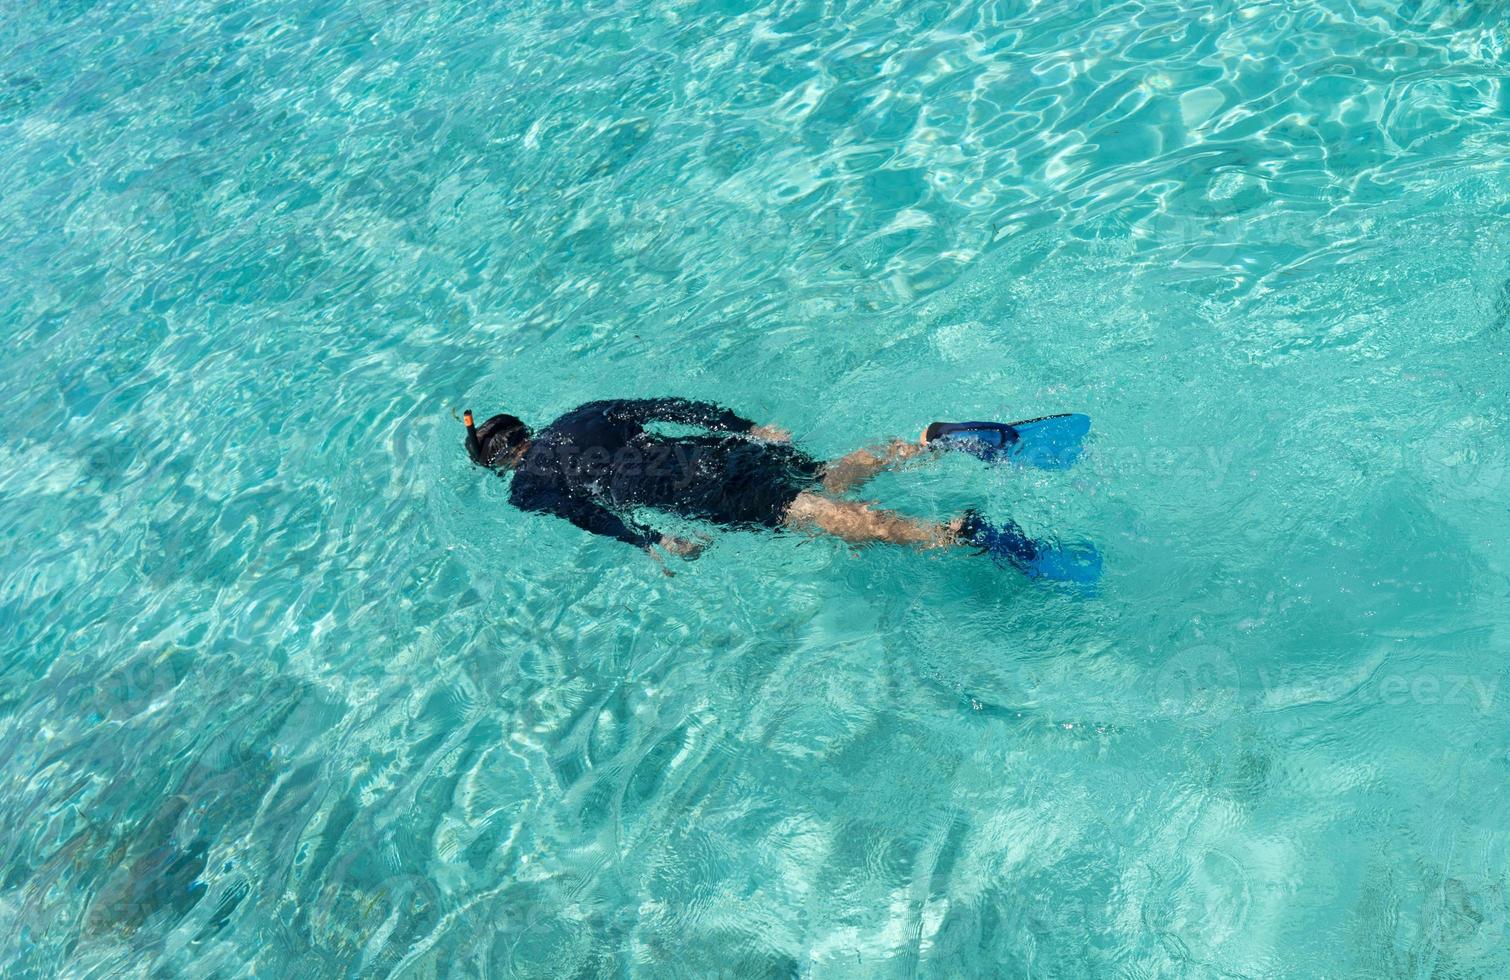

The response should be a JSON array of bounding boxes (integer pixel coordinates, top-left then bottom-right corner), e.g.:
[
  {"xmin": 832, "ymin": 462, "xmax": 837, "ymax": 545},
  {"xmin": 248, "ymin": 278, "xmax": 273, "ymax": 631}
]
[{"xmin": 463, "ymin": 398, "xmax": 1100, "ymax": 583}]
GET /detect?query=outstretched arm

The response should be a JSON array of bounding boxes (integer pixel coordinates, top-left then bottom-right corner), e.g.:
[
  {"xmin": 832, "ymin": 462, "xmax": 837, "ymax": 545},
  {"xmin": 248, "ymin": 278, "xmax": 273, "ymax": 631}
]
[
  {"xmin": 553, "ymin": 493, "xmax": 661, "ymax": 549},
  {"xmin": 533, "ymin": 492, "xmax": 705, "ymax": 568},
  {"xmin": 605, "ymin": 398, "xmax": 758, "ymax": 434}
]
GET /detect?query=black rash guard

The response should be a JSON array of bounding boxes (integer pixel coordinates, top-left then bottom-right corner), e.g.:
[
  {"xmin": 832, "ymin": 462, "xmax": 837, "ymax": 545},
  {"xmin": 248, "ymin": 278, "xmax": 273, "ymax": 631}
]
[{"xmin": 508, "ymin": 398, "xmax": 825, "ymax": 548}]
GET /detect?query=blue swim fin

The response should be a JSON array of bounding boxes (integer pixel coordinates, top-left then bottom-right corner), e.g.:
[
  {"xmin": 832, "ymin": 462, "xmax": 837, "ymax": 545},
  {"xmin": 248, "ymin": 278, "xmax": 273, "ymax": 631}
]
[
  {"xmin": 925, "ymin": 414, "xmax": 1090, "ymax": 470},
  {"xmin": 959, "ymin": 511, "xmax": 1102, "ymax": 585}
]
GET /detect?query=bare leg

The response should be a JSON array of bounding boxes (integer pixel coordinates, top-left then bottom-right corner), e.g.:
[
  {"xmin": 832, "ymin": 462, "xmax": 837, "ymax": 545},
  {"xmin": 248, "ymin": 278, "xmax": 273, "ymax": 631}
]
[
  {"xmin": 821, "ymin": 438, "xmax": 931, "ymax": 495},
  {"xmin": 784, "ymin": 492, "xmax": 960, "ymax": 548}
]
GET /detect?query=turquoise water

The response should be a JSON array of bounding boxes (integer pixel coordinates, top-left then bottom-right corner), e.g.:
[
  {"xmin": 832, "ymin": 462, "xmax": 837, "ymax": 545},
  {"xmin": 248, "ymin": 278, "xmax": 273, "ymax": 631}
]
[{"xmin": 3, "ymin": 0, "xmax": 1509, "ymax": 974}]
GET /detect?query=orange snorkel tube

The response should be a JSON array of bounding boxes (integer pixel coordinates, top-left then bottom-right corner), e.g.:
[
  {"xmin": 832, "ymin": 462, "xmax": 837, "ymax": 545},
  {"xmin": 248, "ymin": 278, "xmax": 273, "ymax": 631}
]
[{"xmin": 462, "ymin": 408, "xmax": 483, "ymax": 463}]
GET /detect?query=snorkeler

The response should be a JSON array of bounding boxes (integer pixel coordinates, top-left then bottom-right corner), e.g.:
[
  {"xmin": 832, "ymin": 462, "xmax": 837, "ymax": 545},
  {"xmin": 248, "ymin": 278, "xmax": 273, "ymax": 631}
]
[{"xmin": 462, "ymin": 398, "xmax": 1100, "ymax": 583}]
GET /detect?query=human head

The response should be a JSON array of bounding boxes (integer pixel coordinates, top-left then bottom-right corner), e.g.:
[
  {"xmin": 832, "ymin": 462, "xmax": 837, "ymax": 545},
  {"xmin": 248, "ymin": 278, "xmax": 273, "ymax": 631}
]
[{"xmin": 463, "ymin": 409, "xmax": 532, "ymax": 469}]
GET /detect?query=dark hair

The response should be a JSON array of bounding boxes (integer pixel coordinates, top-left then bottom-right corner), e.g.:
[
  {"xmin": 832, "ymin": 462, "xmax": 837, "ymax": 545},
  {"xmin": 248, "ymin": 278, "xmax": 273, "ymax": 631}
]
[{"xmin": 464, "ymin": 411, "xmax": 532, "ymax": 468}]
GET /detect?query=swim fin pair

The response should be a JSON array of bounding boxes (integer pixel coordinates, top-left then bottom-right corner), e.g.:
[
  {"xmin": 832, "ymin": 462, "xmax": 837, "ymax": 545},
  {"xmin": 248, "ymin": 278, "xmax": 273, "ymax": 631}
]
[
  {"xmin": 931, "ymin": 413, "xmax": 1100, "ymax": 585},
  {"xmin": 958, "ymin": 511, "xmax": 1103, "ymax": 586},
  {"xmin": 924, "ymin": 414, "xmax": 1090, "ymax": 470}
]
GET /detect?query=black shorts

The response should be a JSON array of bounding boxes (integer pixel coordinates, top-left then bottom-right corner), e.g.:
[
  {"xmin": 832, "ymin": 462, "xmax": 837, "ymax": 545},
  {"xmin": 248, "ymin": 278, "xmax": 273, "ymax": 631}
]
[
  {"xmin": 613, "ymin": 436, "xmax": 825, "ymax": 530},
  {"xmin": 710, "ymin": 441, "xmax": 826, "ymax": 528}
]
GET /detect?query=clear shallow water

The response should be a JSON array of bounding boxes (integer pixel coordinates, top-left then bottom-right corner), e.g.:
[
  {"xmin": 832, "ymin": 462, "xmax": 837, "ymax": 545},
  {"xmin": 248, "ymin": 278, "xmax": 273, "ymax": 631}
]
[{"xmin": 2, "ymin": 0, "xmax": 1509, "ymax": 974}]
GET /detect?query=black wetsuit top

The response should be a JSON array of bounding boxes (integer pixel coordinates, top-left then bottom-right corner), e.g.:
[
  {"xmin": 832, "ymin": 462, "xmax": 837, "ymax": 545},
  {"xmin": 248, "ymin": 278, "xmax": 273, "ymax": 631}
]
[{"xmin": 509, "ymin": 398, "xmax": 824, "ymax": 548}]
